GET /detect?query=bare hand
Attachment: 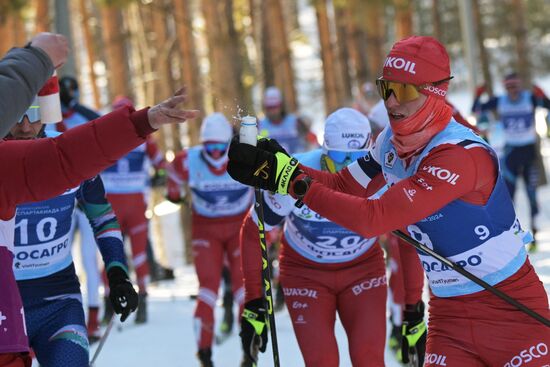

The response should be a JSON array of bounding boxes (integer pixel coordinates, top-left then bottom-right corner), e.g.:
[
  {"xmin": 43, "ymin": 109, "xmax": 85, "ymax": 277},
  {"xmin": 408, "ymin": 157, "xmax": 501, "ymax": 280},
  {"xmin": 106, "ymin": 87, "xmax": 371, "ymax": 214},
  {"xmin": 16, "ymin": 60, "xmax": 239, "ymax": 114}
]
[
  {"xmin": 29, "ymin": 32, "xmax": 69, "ymax": 68},
  {"xmin": 147, "ymin": 87, "xmax": 200, "ymax": 130}
]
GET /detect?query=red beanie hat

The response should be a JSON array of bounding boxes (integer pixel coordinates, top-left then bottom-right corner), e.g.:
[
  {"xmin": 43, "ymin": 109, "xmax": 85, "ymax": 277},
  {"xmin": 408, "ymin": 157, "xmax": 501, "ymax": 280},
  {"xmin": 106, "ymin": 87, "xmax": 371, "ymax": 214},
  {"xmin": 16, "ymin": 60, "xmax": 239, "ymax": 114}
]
[{"xmin": 381, "ymin": 36, "xmax": 451, "ymax": 99}]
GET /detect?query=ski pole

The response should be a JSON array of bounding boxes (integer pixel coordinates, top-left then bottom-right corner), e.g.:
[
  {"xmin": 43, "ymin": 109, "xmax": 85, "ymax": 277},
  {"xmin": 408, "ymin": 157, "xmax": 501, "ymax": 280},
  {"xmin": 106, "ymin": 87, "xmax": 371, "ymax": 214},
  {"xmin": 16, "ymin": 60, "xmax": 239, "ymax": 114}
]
[
  {"xmin": 89, "ymin": 314, "xmax": 116, "ymax": 366},
  {"xmin": 392, "ymin": 230, "xmax": 550, "ymax": 328},
  {"xmin": 254, "ymin": 189, "xmax": 281, "ymax": 366},
  {"xmin": 240, "ymin": 116, "xmax": 280, "ymax": 366}
]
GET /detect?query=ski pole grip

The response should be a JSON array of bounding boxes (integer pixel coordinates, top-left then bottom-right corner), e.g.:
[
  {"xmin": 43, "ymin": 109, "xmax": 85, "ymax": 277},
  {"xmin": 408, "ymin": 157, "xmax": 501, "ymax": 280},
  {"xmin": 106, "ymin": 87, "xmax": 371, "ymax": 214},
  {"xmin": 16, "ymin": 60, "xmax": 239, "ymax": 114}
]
[{"xmin": 240, "ymin": 115, "xmax": 258, "ymax": 146}]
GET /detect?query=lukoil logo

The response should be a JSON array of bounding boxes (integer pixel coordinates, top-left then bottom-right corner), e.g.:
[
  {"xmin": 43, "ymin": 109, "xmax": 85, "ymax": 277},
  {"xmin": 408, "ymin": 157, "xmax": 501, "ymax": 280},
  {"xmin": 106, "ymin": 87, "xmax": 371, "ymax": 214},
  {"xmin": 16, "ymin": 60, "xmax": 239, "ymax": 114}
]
[
  {"xmin": 504, "ymin": 343, "xmax": 548, "ymax": 367},
  {"xmin": 421, "ymin": 165, "xmax": 460, "ymax": 185},
  {"xmin": 384, "ymin": 57, "xmax": 417, "ymax": 74},
  {"xmin": 422, "ymin": 255, "xmax": 482, "ymax": 273},
  {"xmin": 425, "ymin": 353, "xmax": 447, "ymax": 366},
  {"xmin": 342, "ymin": 133, "xmax": 365, "ymax": 139},
  {"xmin": 283, "ymin": 287, "xmax": 318, "ymax": 299}
]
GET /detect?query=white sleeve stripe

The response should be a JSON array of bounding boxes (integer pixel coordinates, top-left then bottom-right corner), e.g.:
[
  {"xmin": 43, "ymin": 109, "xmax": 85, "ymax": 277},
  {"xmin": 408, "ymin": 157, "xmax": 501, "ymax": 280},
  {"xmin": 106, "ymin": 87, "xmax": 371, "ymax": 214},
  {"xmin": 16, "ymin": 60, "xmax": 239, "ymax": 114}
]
[{"xmin": 347, "ymin": 162, "xmax": 372, "ymax": 188}]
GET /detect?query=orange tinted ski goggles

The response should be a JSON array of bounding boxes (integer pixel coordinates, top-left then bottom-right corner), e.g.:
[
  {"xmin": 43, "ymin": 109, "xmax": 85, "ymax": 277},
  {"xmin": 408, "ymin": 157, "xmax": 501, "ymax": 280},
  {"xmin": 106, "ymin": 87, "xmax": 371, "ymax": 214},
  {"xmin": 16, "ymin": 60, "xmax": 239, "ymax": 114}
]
[{"xmin": 375, "ymin": 77, "xmax": 453, "ymax": 103}]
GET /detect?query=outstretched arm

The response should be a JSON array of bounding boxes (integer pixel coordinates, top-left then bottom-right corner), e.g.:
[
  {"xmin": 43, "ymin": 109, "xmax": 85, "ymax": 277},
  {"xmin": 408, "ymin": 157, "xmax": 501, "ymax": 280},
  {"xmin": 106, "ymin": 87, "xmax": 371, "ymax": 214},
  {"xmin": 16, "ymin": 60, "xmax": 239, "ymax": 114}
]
[
  {"xmin": 302, "ymin": 145, "xmax": 491, "ymax": 239},
  {"xmin": 77, "ymin": 176, "xmax": 128, "ymax": 272},
  {"xmin": 0, "ymin": 89, "xmax": 199, "ymax": 219}
]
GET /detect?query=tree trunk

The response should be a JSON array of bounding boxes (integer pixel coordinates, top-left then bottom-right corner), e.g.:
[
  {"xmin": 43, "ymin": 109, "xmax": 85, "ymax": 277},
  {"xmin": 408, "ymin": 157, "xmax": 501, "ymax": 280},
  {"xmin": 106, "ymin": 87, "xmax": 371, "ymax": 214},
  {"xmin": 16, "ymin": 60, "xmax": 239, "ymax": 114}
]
[
  {"xmin": 260, "ymin": 0, "xmax": 275, "ymax": 88},
  {"xmin": 394, "ymin": 0, "xmax": 414, "ymax": 40},
  {"xmin": 431, "ymin": 0, "xmax": 442, "ymax": 41},
  {"xmin": 55, "ymin": 0, "xmax": 76, "ymax": 77},
  {"xmin": 334, "ymin": 4, "xmax": 352, "ymax": 104},
  {"xmin": 124, "ymin": 2, "xmax": 152, "ymax": 107},
  {"xmin": 0, "ymin": 17, "xmax": 12, "ymax": 57},
  {"xmin": 173, "ymin": 0, "xmax": 203, "ymax": 146},
  {"xmin": 364, "ymin": 0, "xmax": 386, "ymax": 80},
  {"xmin": 511, "ymin": 0, "xmax": 531, "ymax": 84},
  {"xmin": 472, "ymin": 0, "xmax": 493, "ymax": 96},
  {"xmin": 35, "ymin": 0, "xmax": 51, "ymax": 32},
  {"xmin": 265, "ymin": 0, "xmax": 297, "ymax": 111},
  {"xmin": 314, "ymin": 0, "xmax": 344, "ymax": 114},
  {"xmin": 202, "ymin": 0, "xmax": 245, "ymax": 117},
  {"xmin": 99, "ymin": 4, "xmax": 131, "ymax": 101},
  {"xmin": 151, "ymin": 1, "xmax": 175, "ymax": 153},
  {"xmin": 78, "ymin": 0, "xmax": 101, "ymax": 108},
  {"xmin": 346, "ymin": 0, "xmax": 369, "ymax": 88}
]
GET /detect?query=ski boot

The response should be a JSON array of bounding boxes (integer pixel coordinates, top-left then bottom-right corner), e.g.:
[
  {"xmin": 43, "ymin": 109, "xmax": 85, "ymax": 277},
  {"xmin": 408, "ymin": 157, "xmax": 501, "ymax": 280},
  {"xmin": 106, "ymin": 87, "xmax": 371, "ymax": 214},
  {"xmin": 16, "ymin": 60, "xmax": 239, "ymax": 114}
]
[
  {"xmin": 135, "ymin": 293, "xmax": 148, "ymax": 324},
  {"xmin": 157, "ymin": 265, "xmax": 175, "ymax": 281},
  {"xmin": 87, "ymin": 306, "xmax": 101, "ymax": 344},
  {"xmin": 197, "ymin": 348, "xmax": 214, "ymax": 367},
  {"xmin": 101, "ymin": 295, "xmax": 114, "ymax": 325}
]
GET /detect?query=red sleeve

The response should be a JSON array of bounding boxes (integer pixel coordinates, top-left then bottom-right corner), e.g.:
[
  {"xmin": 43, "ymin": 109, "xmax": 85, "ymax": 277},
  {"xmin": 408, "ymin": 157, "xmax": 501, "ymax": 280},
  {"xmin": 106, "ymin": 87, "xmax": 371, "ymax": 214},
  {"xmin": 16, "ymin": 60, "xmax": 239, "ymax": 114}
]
[
  {"xmin": 302, "ymin": 144, "xmax": 495, "ymax": 239},
  {"xmin": 240, "ymin": 212, "xmax": 264, "ymax": 302},
  {"xmin": 146, "ymin": 136, "xmax": 166, "ymax": 169},
  {"xmin": 166, "ymin": 150, "xmax": 189, "ymax": 202},
  {"xmin": 301, "ymin": 164, "xmax": 371, "ymax": 197},
  {"xmin": 0, "ymin": 107, "xmax": 150, "ymax": 219}
]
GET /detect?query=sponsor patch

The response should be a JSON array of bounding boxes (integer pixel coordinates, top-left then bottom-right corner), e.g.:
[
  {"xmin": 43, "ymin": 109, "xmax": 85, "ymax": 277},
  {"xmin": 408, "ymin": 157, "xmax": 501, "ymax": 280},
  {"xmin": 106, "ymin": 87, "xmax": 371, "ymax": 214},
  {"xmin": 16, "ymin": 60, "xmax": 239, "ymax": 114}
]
[
  {"xmin": 421, "ymin": 165, "xmax": 460, "ymax": 185},
  {"xmin": 384, "ymin": 57, "xmax": 417, "ymax": 74},
  {"xmin": 384, "ymin": 149, "xmax": 396, "ymax": 168}
]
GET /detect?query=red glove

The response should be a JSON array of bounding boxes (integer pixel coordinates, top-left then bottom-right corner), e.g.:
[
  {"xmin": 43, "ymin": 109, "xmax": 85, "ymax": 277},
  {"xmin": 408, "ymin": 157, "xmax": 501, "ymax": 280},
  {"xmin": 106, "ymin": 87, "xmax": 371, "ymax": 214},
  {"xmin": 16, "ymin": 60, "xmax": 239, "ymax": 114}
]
[
  {"xmin": 474, "ymin": 85, "xmax": 486, "ymax": 98},
  {"xmin": 532, "ymin": 84, "xmax": 547, "ymax": 98}
]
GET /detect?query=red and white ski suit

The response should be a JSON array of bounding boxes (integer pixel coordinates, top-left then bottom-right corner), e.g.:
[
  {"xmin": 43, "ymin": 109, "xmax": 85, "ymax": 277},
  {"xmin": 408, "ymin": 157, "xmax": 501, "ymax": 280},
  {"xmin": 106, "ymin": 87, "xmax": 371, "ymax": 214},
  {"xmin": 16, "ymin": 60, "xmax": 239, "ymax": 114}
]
[
  {"xmin": 241, "ymin": 166, "xmax": 423, "ymax": 367},
  {"xmin": 102, "ymin": 136, "xmax": 166, "ymax": 291},
  {"xmin": 297, "ymin": 125, "xmax": 550, "ymax": 367},
  {"xmin": 167, "ymin": 147, "xmax": 253, "ymax": 349}
]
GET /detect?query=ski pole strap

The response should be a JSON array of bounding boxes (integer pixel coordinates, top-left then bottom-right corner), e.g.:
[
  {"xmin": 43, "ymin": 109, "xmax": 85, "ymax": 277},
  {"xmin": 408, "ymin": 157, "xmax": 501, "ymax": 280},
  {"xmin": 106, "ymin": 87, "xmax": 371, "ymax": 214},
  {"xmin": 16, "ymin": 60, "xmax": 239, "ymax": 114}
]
[
  {"xmin": 402, "ymin": 320, "xmax": 427, "ymax": 345},
  {"xmin": 393, "ymin": 230, "xmax": 550, "ymax": 328},
  {"xmin": 242, "ymin": 309, "xmax": 266, "ymax": 336}
]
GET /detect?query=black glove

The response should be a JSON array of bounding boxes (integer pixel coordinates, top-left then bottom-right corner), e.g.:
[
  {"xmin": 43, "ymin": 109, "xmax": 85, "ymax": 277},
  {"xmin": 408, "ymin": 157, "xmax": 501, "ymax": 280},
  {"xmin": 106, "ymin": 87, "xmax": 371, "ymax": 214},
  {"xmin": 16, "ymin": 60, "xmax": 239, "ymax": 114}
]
[
  {"xmin": 240, "ymin": 299, "xmax": 268, "ymax": 364},
  {"xmin": 228, "ymin": 136, "xmax": 301, "ymax": 194},
  {"xmin": 401, "ymin": 301, "xmax": 427, "ymax": 366},
  {"xmin": 256, "ymin": 137, "xmax": 289, "ymax": 155},
  {"xmin": 107, "ymin": 266, "xmax": 139, "ymax": 322}
]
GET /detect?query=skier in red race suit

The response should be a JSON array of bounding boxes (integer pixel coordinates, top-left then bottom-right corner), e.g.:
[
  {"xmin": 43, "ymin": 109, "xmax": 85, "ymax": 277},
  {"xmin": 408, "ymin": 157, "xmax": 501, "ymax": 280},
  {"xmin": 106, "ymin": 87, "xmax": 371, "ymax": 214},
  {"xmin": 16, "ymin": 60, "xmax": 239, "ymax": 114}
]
[
  {"xmin": 0, "ymin": 32, "xmax": 199, "ymax": 367},
  {"xmin": 166, "ymin": 113, "xmax": 254, "ymax": 366},
  {"xmin": 227, "ymin": 36, "xmax": 550, "ymax": 367},
  {"xmin": 239, "ymin": 107, "xmax": 425, "ymax": 367}
]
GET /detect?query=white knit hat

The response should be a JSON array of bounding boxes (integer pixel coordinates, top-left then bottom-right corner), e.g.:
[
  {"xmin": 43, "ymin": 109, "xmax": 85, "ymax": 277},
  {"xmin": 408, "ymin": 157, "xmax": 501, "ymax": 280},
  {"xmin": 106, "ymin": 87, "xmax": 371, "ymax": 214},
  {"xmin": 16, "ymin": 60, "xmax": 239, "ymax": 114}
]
[
  {"xmin": 323, "ymin": 108, "xmax": 371, "ymax": 151},
  {"xmin": 200, "ymin": 113, "xmax": 233, "ymax": 143}
]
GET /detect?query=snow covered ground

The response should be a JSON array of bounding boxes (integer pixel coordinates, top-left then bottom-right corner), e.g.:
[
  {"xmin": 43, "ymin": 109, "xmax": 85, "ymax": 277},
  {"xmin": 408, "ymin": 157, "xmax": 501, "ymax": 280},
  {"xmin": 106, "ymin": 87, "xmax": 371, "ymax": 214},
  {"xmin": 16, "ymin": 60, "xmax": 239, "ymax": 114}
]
[
  {"xmin": 86, "ymin": 224, "xmax": 550, "ymax": 367},
  {"xmin": 86, "ymin": 270, "xmax": 405, "ymax": 367}
]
